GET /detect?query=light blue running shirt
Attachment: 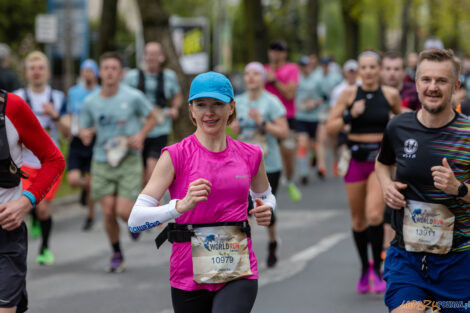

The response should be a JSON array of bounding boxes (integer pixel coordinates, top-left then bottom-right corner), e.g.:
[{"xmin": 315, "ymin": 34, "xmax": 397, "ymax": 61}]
[
  {"xmin": 295, "ymin": 68, "xmax": 324, "ymax": 122},
  {"xmin": 80, "ymin": 84, "xmax": 152, "ymax": 163},
  {"xmin": 235, "ymin": 90, "xmax": 286, "ymax": 173},
  {"xmin": 123, "ymin": 68, "xmax": 181, "ymax": 138}
]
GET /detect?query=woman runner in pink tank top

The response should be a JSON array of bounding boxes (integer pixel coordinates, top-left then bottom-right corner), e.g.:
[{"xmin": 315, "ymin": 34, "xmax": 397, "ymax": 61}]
[{"xmin": 128, "ymin": 71, "xmax": 274, "ymax": 313}]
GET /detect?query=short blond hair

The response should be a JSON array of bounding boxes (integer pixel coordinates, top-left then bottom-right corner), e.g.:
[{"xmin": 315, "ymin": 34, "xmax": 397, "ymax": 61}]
[{"xmin": 25, "ymin": 50, "xmax": 49, "ymax": 69}]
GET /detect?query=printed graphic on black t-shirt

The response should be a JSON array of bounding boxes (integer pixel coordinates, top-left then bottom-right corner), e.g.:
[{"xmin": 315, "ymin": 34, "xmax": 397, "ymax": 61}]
[{"xmin": 378, "ymin": 111, "xmax": 470, "ymax": 251}]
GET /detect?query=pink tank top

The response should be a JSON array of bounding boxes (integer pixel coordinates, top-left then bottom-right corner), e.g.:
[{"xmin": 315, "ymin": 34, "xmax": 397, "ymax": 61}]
[
  {"xmin": 265, "ymin": 62, "xmax": 300, "ymax": 119},
  {"xmin": 162, "ymin": 134, "xmax": 263, "ymax": 291}
]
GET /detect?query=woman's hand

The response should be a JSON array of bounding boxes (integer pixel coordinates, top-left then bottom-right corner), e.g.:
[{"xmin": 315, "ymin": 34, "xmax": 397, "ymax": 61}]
[
  {"xmin": 249, "ymin": 198, "xmax": 272, "ymax": 226},
  {"xmin": 176, "ymin": 179, "xmax": 212, "ymax": 214},
  {"xmin": 350, "ymin": 99, "xmax": 366, "ymax": 118}
]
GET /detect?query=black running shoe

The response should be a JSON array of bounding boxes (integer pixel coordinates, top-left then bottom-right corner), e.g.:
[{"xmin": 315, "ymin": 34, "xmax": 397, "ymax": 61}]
[
  {"xmin": 301, "ymin": 176, "xmax": 309, "ymax": 185},
  {"xmin": 82, "ymin": 218, "xmax": 94, "ymax": 231},
  {"xmin": 267, "ymin": 241, "xmax": 278, "ymax": 268}
]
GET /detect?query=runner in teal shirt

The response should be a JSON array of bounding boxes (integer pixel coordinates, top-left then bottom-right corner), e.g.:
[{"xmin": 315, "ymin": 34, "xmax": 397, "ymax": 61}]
[
  {"xmin": 79, "ymin": 52, "xmax": 157, "ymax": 273},
  {"xmin": 122, "ymin": 42, "xmax": 183, "ymax": 182},
  {"xmin": 233, "ymin": 62, "xmax": 288, "ymax": 269},
  {"xmin": 295, "ymin": 56, "xmax": 329, "ymax": 182}
]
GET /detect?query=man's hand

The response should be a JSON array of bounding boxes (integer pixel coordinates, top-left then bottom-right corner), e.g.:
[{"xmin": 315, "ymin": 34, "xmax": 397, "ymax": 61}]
[
  {"xmin": 42, "ymin": 102, "xmax": 59, "ymax": 120},
  {"xmin": 249, "ymin": 198, "xmax": 272, "ymax": 226},
  {"xmin": 128, "ymin": 133, "xmax": 145, "ymax": 151},
  {"xmin": 167, "ymin": 107, "xmax": 179, "ymax": 120},
  {"xmin": 249, "ymin": 108, "xmax": 263, "ymax": 125},
  {"xmin": 79, "ymin": 128, "xmax": 95, "ymax": 146},
  {"xmin": 0, "ymin": 196, "xmax": 32, "ymax": 231},
  {"xmin": 383, "ymin": 181, "xmax": 407, "ymax": 209},
  {"xmin": 431, "ymin": 158, "xmax": 460, "ymax": 195},
  {"xmin": 266, "ymin": 69, "xmax": 276, "ymax": 83}
]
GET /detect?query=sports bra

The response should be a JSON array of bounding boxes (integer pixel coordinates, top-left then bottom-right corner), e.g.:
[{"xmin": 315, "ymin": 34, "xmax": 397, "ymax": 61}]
[{"xmin": 349, "ymin": 86, "xmax": 390, "ymax": 134}]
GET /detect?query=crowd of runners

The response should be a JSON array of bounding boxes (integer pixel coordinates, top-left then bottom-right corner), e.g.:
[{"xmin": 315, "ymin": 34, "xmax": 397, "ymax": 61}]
[{"xmin": 1, "ymin": 36, "xmax": 470, "ymax": 313}]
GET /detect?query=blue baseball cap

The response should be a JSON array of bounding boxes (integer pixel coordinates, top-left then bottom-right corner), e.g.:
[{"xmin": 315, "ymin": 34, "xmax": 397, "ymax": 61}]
[
  {"xmin": 80, "ymin": 59, "xmax": 99, "ymax": 77},
  {"xmin": 188, "ymin": 72, "xmax": 234, "ymax": 103}
]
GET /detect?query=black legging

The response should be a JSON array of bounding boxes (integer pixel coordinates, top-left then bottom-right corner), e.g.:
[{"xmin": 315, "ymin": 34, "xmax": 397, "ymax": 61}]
[{"xmin": 171, "ymin": 279, "xmax": 258, "ymax": 313}]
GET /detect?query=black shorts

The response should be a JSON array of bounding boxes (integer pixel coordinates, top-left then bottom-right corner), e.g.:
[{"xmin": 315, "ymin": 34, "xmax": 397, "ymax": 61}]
[
  {"xmin": 287, "ymin": 118, "xmax": 296, "ymax": 131},
  {"xmin": 143, "ymin": 135, "xmax": 168, "ymax": 163},
  {"xmin": 68, "ymin": 136, "xmax": 93, "ymax": 172},
  {"xmin": 296, "ymin": 120, "xmax": 319, "ymax": 139},
  {"xmin": 0, "ymin": 223, "xmax": 28, "ymax": 313},
  {"xmin": 384, "ymin": 205, "xmax": 392, "ymax": 224},
  {"xmin": 171, "ymin": 279, "xmax": 257, "ymax": 313}
]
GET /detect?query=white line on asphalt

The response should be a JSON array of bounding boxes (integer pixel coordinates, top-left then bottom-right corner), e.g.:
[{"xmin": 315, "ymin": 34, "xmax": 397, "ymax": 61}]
[{"xmin": 259, "ymin": 232, "xmax": 348, "ymax": 287}]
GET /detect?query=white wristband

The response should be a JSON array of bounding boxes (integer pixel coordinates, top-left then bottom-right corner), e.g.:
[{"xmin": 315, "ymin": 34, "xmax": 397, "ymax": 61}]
[
  {"xmin": 250, "ymin": 185, "xmax": 276, "ymax": 211},
  {"xmin": 128, "ymin": 195, "xmax": 181, "ymax": 233}
]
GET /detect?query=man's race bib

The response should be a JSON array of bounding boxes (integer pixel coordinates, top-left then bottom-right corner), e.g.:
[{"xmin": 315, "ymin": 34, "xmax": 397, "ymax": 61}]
[
  {"xmin": 191, "ymin": 226, "xmax": 252, "ymax": 284},
  {"xmin": 105, "ymin": 136, "xmax": 129, "ymax": 168},
  {"xmin": 403, "ymin": 200, "xmax": 455, "ymax": 254}
]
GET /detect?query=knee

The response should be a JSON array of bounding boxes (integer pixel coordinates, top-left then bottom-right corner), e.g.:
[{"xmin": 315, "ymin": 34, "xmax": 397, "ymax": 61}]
[
  {"xmin": 67, "ymin": 172, "xmax": 81, "ymax": 188},
  {"xmin": 367, "ymin": 209, "xmax": 384, "ymax": 226},
  {"xmin": 351, "ymin": 212, "xmax": 367, "ymax": 231},
  {"xmin": 102, "ymin": 207, "xmax": 116, "ymax": 223},
  {"xmin": 36, "ymin": 204, "xmax": 50, "ymax": 220}
]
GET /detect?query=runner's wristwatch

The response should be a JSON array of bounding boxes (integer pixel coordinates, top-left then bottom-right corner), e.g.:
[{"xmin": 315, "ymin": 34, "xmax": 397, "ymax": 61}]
[{"xmin": 457, "ymin": 182, "xmax": 468, "ymax": 198}]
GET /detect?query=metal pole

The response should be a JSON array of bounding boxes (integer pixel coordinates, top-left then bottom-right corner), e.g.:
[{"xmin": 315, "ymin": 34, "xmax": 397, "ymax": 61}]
[{"xmin": 63, "ymin": 0, "xmax": 74, "ymax": 91}]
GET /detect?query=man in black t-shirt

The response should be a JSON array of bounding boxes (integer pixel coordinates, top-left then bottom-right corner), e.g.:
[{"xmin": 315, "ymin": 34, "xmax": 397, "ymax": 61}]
[{"xmin": 376, "ymin": 49, "xmax": 470, "ymax": 312}]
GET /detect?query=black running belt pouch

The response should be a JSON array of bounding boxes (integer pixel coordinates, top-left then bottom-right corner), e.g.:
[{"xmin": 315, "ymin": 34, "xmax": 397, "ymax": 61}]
[{"xmin": 348, "ymin": 141, "xmax": 381, "ymax": 162}]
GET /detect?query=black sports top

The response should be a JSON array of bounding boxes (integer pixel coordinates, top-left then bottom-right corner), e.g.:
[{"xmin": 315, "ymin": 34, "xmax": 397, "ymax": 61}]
[{"xmin": 349, "ymin": 86, "xmax": 390, "ymax": 134}]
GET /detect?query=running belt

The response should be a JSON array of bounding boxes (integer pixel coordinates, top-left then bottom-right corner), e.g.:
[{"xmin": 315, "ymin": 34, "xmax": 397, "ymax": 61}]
[{"xmin": 155, "ymin": 220, "xmax": 251, "ymax": 249}]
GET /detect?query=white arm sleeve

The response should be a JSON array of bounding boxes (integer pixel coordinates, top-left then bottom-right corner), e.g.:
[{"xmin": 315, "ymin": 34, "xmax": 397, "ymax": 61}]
[
  {"xmin": 128, "ymin": 194, "xmax": 182, "ymax": 233},
  {"xmin": 250, "ymin": 185, "xmax": 276, "ymax": 211}
]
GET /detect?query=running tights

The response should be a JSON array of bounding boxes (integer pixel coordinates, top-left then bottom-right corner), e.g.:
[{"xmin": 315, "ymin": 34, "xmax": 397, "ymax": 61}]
[{"xmin": 171, "ymin": 279, "xmax": 258, "ymax": 313}]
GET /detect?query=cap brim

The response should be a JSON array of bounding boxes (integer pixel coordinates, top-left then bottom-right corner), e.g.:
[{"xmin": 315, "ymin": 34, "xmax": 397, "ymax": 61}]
[{"xmin": 188, "ymin": 92, "xmax": 231, "ymax": 103}]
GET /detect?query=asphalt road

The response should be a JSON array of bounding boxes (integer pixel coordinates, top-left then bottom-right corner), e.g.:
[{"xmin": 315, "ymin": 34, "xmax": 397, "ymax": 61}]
[{"xmin": 25, "ymin": 172, "xmax": 388, "ymax": 313}]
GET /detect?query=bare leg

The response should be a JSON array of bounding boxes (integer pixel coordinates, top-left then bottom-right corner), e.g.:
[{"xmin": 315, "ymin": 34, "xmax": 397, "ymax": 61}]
[
  {"xmin": 100, "ymin": 195, "xmax": 118, "ymax": 244},
  {"xmin": 144, "ymin": 157, "xmax": 158, "ymax": 184}
]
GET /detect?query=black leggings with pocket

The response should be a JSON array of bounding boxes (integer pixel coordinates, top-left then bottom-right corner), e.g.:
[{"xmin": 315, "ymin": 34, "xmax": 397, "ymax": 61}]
[{"xmin": 171, "ymin": 279, "xmax": 258, "ymax": 313}]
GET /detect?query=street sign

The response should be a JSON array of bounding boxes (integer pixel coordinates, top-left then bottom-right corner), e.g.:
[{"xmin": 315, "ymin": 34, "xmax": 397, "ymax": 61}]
[
  {"xmin": 170, "ymin": 16, "xmax": 209, "ymax": 74},
  {"xmin": 35, "ymin": 14, "xmax": 58, "ymax": 44}
]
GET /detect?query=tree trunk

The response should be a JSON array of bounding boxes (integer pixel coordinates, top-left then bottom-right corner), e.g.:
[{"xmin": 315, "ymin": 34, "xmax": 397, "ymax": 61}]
[
  {"xmin": 306, "ymin": 0, "xmax": 320, "ymax": 55},
  {"xmin": 400, "ymin": 0, "xmax": 411, "ymax": 56},
  {"xmin": 340, "ymin": 0, "xmax": 360, "ymax": 60},
  {"xmin": 428, "ymin": 0, "xmax": 439, "ymax": 36},
  {"xmin": 243, "ymin": 0, "xmax": 267, "ymax": 63},
  {"xmin": 98, "ymin": 0, "xmax": 118, "ymax": 55},
  {"xmin": 377, "ymin": 4, "xmax": 387, "ymax": 52},
  {"xmin": 136, "ymin": 0, "xmax": 193, "ymax": 141}
]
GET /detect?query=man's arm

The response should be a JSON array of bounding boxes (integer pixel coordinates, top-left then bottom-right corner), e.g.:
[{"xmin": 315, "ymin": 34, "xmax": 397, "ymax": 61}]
[{"xmin": 375, "ymin": 160, "xmax": 407, "ymax": 209}]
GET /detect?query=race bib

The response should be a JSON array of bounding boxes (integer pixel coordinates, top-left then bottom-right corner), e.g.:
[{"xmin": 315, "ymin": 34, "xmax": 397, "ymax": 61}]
[
  {"xmin": 403, "ymin": 200, "xmax": 455, "ymax": 254},
  {"xmin": 191, "ymin": 226, "xmax": 252, "ymax": 284},
  {"xmin": 105, "ymin": 136, "xmax": 129, "ymax": 168},
  {"xmin": 245, "ymin": 132, "xmax": 268, "ymax": 157}
]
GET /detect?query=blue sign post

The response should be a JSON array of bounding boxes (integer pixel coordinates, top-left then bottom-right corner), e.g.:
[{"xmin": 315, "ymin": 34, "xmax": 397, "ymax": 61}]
[{"xmin": 47, "ymin": 0, "xmax": 89, "ymax": 61}]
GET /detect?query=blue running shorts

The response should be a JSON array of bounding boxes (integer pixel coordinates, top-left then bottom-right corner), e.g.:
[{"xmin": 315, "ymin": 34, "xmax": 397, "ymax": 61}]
[{"xmin": 384, "ymin": 245, "xmax": 470, "ymax": 313}]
